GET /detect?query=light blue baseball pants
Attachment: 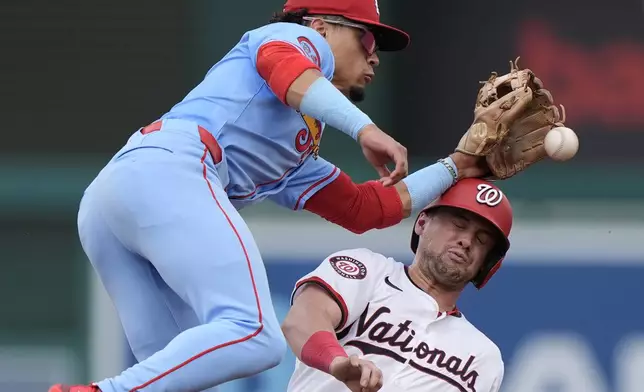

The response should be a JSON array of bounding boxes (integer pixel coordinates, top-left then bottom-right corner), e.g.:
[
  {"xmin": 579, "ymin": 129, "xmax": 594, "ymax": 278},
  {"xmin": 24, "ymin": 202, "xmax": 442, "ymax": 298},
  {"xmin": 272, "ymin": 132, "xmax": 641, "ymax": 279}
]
[{"xmin": 77, "ymin": 121, "xmax": 286, "ymax": 391}]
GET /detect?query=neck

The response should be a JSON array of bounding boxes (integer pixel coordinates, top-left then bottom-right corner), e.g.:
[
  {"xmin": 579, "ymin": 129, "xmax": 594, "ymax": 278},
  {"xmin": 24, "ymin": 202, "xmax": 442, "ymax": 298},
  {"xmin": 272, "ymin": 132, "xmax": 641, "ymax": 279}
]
[{"xmin": 407, "ymin": 263, "xmax": 462, "ymax": 313}]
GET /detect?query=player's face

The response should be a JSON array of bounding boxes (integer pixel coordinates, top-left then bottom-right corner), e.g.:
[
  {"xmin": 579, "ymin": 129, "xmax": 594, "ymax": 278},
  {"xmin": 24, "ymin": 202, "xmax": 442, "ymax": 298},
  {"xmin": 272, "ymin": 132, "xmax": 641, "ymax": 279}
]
[
  {"xmin": 414, "ymin": 207, "xmax": 499, "ymax": 290},
  {"xmin": 324, "ymin": 22, "xmax": 380, "ymax": 102}
]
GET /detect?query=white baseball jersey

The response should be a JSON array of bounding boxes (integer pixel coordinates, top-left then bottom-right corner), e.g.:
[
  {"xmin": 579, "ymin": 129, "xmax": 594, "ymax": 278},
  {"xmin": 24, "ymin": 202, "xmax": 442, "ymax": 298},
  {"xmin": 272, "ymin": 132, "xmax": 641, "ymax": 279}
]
[{"xmin": 287, "ymin": 248, "xmax": 504, "ymax": 392}]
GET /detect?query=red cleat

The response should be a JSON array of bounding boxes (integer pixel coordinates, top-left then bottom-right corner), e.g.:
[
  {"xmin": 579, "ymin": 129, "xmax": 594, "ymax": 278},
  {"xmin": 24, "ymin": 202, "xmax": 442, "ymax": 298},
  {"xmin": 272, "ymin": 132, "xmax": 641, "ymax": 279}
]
[{"xmin": 48, "ymin": 384, "xmax": 100, "ymax": 392}]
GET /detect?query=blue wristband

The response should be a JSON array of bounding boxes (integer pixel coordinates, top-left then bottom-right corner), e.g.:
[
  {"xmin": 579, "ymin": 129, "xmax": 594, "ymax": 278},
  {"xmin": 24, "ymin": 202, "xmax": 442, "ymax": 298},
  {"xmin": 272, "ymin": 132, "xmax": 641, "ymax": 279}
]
[
  {"xmin": 402, "ymin": 157, "xmax": 459, "ymax": 212},
  {"xmin": 299, "ymin": 77, "xmax": 373, "ymax": 140}
]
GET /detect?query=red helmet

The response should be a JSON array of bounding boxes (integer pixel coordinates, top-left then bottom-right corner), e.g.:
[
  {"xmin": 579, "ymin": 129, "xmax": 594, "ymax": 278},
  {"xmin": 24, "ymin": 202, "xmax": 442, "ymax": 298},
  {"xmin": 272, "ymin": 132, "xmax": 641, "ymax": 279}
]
[{"xmin": 410, "ymin": 178, "xmax": 513, "ymax": 289}]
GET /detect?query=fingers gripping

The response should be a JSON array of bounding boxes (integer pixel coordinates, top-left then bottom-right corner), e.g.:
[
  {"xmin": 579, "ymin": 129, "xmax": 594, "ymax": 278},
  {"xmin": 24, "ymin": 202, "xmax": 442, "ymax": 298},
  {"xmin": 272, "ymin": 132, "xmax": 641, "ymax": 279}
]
[
  {"xmin": 382, "ymin": 145, "xmax": 408, "ymax": 187},
  {"xmin": 359, "ymin": 362, "xmax": 372, "ymax": 388}
]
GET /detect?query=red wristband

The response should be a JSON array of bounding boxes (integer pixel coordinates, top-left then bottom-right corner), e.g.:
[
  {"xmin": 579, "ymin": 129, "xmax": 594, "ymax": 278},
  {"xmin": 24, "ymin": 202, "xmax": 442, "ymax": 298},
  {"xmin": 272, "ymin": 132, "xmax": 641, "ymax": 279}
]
[{"xmin": 301, "ymin": 331, "xmax": 348, "ymax": 373}]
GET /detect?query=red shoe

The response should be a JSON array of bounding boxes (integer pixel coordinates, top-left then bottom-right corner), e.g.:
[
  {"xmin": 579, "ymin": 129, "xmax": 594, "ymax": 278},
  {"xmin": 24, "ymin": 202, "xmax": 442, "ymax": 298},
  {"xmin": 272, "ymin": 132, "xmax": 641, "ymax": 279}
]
[{"xmin": 48, "ymin": 384, "xmax": 100, "ymax": 392}]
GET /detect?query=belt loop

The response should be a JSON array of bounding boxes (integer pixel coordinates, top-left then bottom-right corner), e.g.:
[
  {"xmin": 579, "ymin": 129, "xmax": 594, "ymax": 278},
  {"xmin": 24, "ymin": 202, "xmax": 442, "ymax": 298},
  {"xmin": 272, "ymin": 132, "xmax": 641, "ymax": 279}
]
[
  {"xmin": 141, "ymin": 120, "xmax": 163, "ymax": 135},
  {"xmin": 198, "ymin": 126, "xmax": 223, "ymax": 164},
  {"xmin": 138, "ymin": 120, "xmax": 223, "ymax": 165}
]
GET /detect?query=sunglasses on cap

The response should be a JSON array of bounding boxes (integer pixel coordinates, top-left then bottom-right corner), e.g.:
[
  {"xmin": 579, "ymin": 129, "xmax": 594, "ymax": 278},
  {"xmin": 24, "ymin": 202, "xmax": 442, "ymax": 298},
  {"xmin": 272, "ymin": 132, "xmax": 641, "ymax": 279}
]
[{"xmin": 302, "ymin": 16, "xmax": 378, "ymax": 57}]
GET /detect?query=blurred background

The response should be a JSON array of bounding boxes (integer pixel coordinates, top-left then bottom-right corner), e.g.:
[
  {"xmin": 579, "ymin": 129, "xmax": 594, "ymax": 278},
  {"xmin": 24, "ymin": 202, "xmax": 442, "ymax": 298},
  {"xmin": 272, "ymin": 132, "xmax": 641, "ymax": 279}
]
[{"xmin": 1, "ymin": 0, "xmax": 643, "ymax": 391}]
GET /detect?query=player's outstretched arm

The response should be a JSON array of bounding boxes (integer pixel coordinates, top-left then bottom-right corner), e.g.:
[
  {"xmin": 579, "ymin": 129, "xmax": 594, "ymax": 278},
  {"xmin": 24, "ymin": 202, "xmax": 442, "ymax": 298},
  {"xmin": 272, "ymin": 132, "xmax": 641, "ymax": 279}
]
[
  {"xmin": 282, "ymin": 283, "xmax": 384, "ymax": 391},
  {"xmin": 257, "ymin": 40, "xmax": 408, "ymax": 186},
  {"xmin": 256, "ymin": 41, "xmax": 375, "ymax": 141},
  {"xmin": 291, "ymin": 69, "xmax": 408, "ymax": 186},
  {"xmin": 303, "ymin": 151, "xmax": 485, "ymax": 234}
]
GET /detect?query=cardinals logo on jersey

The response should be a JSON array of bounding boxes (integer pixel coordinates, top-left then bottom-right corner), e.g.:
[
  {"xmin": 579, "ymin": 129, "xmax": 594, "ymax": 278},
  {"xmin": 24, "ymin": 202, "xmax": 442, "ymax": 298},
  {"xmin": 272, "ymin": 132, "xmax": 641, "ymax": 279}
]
[{"xmin": 295, "ymin": 113, "xmax": 323, "ymax": 161}]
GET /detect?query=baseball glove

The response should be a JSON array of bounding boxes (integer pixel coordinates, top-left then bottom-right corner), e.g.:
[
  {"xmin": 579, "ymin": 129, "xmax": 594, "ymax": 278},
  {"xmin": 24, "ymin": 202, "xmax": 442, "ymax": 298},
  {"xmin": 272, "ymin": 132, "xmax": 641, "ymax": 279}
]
[
  {"xmin": 455, "ymin": 58, "xmax": 536, "ymax": 157},
  {"xmin": 456, "ymin": 57, "xmax": 566, "ymax": 180}
]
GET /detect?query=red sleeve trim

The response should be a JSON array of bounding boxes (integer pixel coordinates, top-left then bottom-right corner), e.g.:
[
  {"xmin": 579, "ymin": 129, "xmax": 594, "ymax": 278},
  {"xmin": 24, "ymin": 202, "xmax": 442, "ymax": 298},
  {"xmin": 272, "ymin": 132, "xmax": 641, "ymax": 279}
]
[
  {"xmin": 292, "ymin": 276, "xmax": 349, "ymax": 331},
  {"xmin": 256, "ymin": 41, "xmax": 321, "ymax": 104},
  {"xmin": 304, "ymin": 171, "xmax": 404, "ymax": 234}
]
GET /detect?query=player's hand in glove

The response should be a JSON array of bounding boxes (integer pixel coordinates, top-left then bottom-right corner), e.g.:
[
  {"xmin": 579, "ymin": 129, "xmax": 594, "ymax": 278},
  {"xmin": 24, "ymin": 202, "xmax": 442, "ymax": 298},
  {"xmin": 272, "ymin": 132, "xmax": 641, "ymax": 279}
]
[
  {"xmin": 484, "ymin": 67, "xmax": 566, "ymax": 179},
  {"xmin": 357, "ymin": 124, "xmax": 408, "ymax": 187},
  {"xmin": 456, "ymin": 57, "xmax": 566, "ymax": 180},
  {"xmin": 330, "ymin": 354, "xmax": 384, "ymax": 392},
  {"xmin": 456, "ymin": 59, "xmax": 535, "ymax": 158},
  {"xmin": 448, "ymin": 151, "xmax": 493, "ymax": 180}
]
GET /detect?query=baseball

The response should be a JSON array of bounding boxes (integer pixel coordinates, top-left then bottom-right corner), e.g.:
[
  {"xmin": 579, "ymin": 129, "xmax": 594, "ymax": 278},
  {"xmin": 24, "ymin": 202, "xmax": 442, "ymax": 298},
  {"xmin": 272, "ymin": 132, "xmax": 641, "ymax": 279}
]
[{"xmin": 544, "ymin": 126, "xmax": 579, "ymax": 161}]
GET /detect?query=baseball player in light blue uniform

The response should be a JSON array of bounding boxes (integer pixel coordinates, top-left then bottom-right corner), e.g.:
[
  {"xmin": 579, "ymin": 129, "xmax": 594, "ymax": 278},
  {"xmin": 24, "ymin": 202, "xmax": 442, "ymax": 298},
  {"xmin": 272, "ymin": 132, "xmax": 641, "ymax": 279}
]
[{"xmin": 50, "ymin": 1, "xmax": 489, "ymax": 391}]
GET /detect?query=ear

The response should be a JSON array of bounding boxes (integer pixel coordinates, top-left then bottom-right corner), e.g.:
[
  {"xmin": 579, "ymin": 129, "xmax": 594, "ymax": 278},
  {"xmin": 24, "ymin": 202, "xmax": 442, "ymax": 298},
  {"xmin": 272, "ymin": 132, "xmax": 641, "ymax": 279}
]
[
  {"xmin": 308, "ymin": 18, "xmax": 328, "ymax": 37},
  {"xmin": 414, "ymin": 211, "xmax": 430, "ymax": 237}
]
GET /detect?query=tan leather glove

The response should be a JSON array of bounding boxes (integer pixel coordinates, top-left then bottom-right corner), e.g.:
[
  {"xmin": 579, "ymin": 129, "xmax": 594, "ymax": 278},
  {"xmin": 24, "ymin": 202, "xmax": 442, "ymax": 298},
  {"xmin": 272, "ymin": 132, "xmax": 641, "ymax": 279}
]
[
  {"xmin": 485, "ymin": 74, "xmax": 566, "ymax": 180},
  {"xmin": 456, "ymin": 59, "xmax": 536, "ymax": 156},
  {"xmin": 457, "ymin": 58, "xmax": 566, "ymax": 180}
]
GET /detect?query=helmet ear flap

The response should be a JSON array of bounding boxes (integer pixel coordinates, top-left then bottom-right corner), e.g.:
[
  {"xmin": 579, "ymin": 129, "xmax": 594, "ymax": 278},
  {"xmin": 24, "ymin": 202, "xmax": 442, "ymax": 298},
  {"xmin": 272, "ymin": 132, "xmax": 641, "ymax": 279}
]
[
  {"xmin": 472, "ymin": 259, "xmax": 503, "ymax": 289},
  {"xmin": 471, "ymin": 238, "xmax": 508, "ymax": 289}
]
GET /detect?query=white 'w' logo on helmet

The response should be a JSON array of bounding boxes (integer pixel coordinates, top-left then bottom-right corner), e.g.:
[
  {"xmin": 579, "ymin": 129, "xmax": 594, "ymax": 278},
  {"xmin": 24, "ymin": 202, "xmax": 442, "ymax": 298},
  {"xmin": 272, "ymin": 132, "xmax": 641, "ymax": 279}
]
[{"xmin": 476, "ymin": 184, "xmax": 503, "ymax": 207}]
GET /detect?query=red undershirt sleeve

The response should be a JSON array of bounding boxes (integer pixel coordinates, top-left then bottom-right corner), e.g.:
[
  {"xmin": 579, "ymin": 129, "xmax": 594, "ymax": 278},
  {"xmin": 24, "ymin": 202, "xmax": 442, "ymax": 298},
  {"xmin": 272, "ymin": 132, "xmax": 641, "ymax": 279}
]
[{"xmin": 304, "ymin": 171, "xmax": 404, "ymax": 234}]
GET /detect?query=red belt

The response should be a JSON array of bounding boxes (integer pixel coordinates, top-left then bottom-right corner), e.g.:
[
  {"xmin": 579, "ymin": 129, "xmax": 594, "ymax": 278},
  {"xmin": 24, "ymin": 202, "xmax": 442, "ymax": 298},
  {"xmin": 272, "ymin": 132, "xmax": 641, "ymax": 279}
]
[{"xmin": 141, "ymin": 120, "xmax": 222, "ymax": 164}]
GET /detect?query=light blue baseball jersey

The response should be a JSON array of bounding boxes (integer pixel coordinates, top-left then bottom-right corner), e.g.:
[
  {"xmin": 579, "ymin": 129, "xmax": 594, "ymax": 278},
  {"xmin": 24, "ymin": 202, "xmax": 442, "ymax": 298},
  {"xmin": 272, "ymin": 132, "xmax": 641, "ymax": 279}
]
[{"xmin": 160, "ymin": 22, "xmax": 341, "ymax": 211}]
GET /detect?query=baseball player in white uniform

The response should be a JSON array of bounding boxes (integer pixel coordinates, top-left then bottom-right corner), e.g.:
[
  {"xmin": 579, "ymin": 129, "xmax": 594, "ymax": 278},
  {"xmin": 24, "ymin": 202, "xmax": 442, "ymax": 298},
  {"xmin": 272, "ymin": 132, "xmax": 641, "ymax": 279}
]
[{"xmin": 281, "ymin": 178, "xmax": 513, "ymax": 392}]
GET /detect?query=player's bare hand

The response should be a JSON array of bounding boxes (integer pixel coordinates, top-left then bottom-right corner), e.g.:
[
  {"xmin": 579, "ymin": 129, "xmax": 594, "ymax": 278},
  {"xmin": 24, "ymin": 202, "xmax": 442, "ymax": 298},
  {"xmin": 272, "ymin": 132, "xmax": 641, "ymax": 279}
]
[
  {"xmin": 357, "ymin": 125, "xmax": 408, "ymax": 187},
  {"xmin": 449, "ymin": 152, "xmax": 491, "ymax": 179},
  {"xmin": 330, "ymin": 355, "xmax": 384, "ymax": 392}
]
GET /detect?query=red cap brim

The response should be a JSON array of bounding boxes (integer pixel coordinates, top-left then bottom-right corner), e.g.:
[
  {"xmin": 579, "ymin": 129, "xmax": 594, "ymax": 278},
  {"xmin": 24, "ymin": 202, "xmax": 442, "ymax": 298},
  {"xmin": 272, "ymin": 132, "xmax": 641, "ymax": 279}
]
[{"xmin": 345, "ymin": 16, "xmax": 410, "ymax": 52}]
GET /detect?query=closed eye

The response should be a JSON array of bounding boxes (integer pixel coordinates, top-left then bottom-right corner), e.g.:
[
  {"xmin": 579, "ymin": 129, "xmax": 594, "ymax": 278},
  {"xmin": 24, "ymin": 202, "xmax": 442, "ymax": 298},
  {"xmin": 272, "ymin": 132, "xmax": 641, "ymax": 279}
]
[
  {"xmin": 477, "ymin": 231, "xmax": 493, "ymax": 245},
  {"xmin": 452, "ymin": 219, "xmax": 467, "ymax": 229}
]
